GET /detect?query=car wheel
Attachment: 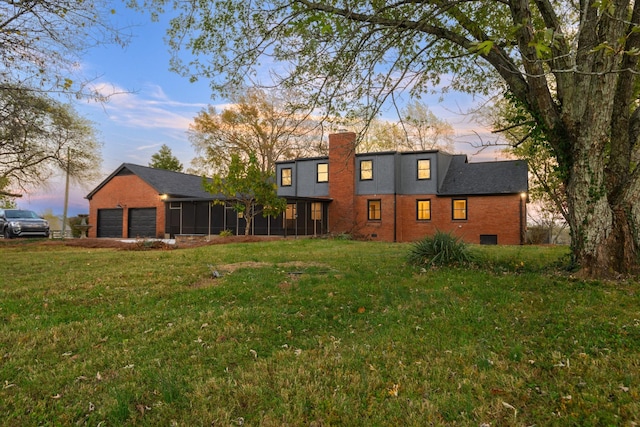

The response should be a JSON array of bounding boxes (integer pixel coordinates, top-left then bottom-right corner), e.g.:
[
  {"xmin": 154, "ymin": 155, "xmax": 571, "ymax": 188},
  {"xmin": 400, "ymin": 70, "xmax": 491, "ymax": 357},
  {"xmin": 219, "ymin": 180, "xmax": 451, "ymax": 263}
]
[{"xmin": 4, "ymin": 227, "xmax": 12, "ymax": 239}]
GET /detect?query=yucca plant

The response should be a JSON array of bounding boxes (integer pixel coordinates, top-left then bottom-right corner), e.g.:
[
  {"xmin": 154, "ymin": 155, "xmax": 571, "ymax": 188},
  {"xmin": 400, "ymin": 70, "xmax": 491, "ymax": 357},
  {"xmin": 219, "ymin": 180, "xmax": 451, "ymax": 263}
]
[{"xmin": 407, "ymin": 230, "xmax": 473, "ymax": 268}]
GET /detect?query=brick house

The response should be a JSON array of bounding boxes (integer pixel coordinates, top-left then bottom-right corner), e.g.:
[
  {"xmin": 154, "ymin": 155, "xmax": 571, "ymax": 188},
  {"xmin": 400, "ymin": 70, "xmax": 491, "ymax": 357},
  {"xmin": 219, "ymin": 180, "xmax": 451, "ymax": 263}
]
[
  {"xmin": 276, "ymin": 131, "xmax": 528, "ymax": 244},
  {"xmin": 86, "ymin": 131, "xmax": 527, "ymax": 243},
  {"xmin": 85, "ymin": 163, "xmax": 289, "ymax": 239}
]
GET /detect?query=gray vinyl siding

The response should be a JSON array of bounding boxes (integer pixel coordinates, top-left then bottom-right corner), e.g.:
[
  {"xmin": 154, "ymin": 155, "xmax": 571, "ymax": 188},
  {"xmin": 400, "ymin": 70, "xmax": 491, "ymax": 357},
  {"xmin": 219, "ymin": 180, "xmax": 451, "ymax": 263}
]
[
  {"xmin": 297, "ymin": 159, "xmax": 329, "ymax": 197},
  {"xmin": 276, "ymin": 162, "xmax": 297, "ymax": 197},
  {"xmin": 356, "ymin": 153, "xmax": 396, "ymax": 195},
  {"xmin": 398, "ymin": 152, "xmax": 440, "ymax": 194},
  {"xmin": 277, "ymin": 159, "xmax": 329, "ymax": 198}
]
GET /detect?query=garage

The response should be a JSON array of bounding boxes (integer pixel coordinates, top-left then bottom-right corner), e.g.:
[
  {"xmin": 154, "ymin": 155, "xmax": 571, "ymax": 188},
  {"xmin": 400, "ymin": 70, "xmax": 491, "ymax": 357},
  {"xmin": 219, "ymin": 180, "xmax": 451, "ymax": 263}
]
[
  {"xmin": 97, "ymin": 209, "xmax": 123, "ymax": 237},
  {"xmin": 128, "ymin": 208, "xmax": 157, "ymax": 238}
]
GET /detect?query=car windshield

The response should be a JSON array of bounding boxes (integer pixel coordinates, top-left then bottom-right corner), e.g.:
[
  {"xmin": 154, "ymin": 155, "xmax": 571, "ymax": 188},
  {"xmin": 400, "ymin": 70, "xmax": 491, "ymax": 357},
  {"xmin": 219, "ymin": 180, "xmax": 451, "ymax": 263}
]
[{"xmin": 5, "ymin": 210, "xmax": 41, "ymax": 219}]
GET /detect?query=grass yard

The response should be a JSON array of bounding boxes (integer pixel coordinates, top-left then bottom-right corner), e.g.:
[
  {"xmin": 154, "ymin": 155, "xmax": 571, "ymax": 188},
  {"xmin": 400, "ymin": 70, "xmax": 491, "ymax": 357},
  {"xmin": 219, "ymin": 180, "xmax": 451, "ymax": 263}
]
[{"xmin": 1, "ymin": 239, "xmax": 639, "ymax": 426}]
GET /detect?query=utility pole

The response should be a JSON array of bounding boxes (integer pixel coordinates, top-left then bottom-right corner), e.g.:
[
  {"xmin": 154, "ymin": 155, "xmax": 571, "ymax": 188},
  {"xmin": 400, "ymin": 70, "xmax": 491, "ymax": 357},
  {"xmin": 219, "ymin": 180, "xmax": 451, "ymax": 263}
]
[{"xmin": 61, "ymin": 147, "xmax": 70, "ymax": 238}]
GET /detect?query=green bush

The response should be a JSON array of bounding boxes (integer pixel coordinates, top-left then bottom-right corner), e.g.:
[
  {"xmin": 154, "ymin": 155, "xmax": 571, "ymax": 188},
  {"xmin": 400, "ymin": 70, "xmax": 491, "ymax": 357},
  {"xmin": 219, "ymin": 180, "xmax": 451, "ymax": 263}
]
[
  {"xmin": 219, "ymin": 229, "xmax": 234, "ymax": 237},
  {"xmin": 407, "ymin": 231, "xmax": 473, "ymax": 268}
]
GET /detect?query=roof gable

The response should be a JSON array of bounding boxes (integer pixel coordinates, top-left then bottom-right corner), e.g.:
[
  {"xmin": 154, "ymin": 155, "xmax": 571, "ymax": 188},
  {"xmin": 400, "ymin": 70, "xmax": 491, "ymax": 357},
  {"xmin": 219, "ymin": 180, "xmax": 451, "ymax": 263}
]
[{"xmin": 86, "ymin": 163, "xmax": 215, "ymax": 200}]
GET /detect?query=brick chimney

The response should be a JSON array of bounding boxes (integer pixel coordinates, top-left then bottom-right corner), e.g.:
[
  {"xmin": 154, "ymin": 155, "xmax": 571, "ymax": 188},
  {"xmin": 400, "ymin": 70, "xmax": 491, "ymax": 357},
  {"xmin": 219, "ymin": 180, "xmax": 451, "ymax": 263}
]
[{"xmin": 328, "ymin": 131, "xmax": 357, "ymax": 234}]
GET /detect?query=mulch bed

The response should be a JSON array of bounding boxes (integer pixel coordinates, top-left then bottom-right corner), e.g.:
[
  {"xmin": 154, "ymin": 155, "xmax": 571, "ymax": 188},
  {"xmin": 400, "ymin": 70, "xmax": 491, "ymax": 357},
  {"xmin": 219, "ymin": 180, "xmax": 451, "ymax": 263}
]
[{"xmin": 0, "ymin": 235, "xmax": 283, "ymax": 250}]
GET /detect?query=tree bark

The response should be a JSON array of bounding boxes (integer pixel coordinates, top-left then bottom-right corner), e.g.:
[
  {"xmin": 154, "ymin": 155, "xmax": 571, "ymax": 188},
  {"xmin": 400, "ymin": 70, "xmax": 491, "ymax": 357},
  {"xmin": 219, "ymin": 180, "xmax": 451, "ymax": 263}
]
[{"xmin": 565, "ymin": 134, "xmax": 640, "ymax": 277}]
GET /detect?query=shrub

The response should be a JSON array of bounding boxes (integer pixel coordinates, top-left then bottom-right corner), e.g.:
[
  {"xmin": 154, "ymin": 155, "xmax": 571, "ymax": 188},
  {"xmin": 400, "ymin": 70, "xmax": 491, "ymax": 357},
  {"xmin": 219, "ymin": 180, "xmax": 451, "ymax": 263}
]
[
  {"xmin": 407, "ymin": 231, "xmax": 473, "ymax": 268},
  {"xmin": 332, "ymin": 232, "xmax": 353, "ymax": 240},
  {"xmin": 219, "ymin": 229, "xmax": 234, "ymax": 237}
]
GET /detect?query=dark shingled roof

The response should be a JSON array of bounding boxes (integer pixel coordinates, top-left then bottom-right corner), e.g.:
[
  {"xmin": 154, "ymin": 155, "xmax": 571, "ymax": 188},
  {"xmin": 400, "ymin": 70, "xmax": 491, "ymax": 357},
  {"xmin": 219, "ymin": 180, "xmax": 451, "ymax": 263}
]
[
  {"xmin": 438, "ymin": 156, "xmax": 528, "ymax": 195},
  {"xmin": 86, "ymin": 163, "xmax": 218, "ymax": 200}
]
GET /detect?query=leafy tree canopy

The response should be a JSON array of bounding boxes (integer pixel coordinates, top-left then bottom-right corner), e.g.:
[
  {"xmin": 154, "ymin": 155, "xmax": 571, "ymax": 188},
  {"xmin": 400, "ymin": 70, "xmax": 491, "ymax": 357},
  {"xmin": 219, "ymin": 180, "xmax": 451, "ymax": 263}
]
[
  {"xmin": 0, "ymin": 88, "xmax": 102, "ymax": 197},
  {"xmin": 1, "ymin": 0, "xmax": 129, "ymax": 98},
  {"xmin": 149, "ymin": 144, "xmax": 184, "ymax": 172},
  {"xmin": 203, "ymin": 153, "xmax": 286, "ymax": 236},
  {"xmin": 189, "ymin": 86, "xmax": 323, "ymax": 176}
]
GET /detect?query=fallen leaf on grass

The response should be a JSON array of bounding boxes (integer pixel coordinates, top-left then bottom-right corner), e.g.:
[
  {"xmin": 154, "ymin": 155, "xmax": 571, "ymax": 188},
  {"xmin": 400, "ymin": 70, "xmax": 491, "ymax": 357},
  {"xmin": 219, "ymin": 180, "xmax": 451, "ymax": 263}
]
[
  {"xmin": 502, "ymin": 401, "xmax": 518, "ymax": 419},
  {"xmin": 502, "ymin": 401, "xmax": 515, "ymax": 410},
  {"xmin": 388, "ymin": 383, "xmax": 400, "ymax": 397}
]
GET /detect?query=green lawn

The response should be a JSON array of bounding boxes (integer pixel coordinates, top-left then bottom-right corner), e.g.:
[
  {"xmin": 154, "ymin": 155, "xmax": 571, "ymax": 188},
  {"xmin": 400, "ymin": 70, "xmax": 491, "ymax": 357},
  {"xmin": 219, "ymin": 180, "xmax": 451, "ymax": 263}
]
[{"xmin": 1, "ymin": 239, "xmax": 638, "ymax": 426}]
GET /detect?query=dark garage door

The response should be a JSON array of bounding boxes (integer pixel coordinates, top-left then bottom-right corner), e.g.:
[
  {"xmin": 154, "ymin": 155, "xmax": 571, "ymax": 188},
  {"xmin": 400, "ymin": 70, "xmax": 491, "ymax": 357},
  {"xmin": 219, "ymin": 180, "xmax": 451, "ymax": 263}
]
[
  {"xmin": 97, "ymin": 209, "xmax": 123, "ymax": 238},
  {"xmin": 128, "ymin": 208, "xmax": 157, "ymax": 238}
]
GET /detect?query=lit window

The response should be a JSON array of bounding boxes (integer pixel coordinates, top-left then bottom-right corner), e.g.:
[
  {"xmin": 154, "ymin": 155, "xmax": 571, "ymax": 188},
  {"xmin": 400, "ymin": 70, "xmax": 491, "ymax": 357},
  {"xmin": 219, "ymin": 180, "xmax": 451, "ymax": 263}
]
[
  {"xmin": 417, "ymin": 159, "xmax": 431, "ymax": 180},
  {"xmin": 452, "ymin": 199, "xmax": 467, "ymax": 220},
  {"xmin": 317, "ymin": 163, "xmax": 328, "ymax": 183},
  {"xmin": 311, "ymin": 202, "xmax": 322, "ymax": 220},
  {"xmin": 281, "ymin": 168, "xmax": 292, "ymax": 186},
  {"xmin": 368, "ymin": 199, "xmax": 381, "ymax": 220},
  {"xmin": 417, "ymin": 200, "xmax": 431, "ymax": 220},
  {"xmin": 360, "ymin": 160, "xmax": 373, "ymax": 180},
  {"xmin": 285, "ymin": 203, "xmax": 297, "ymax": 220}
]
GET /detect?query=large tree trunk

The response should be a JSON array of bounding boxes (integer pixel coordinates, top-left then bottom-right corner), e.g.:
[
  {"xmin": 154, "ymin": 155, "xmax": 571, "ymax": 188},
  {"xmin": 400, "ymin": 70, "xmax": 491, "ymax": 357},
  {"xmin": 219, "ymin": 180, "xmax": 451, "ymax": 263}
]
[
  {"xmin": 535, "ymin": 0, "xmax": 640, "ymax": 278},
  {"xmin": 567, "ymin": 192, "xmax": 638, "ymax": 278},
  {"xmin": 565, "ymin": 134, "xmax": 640, "ymax": 278}
]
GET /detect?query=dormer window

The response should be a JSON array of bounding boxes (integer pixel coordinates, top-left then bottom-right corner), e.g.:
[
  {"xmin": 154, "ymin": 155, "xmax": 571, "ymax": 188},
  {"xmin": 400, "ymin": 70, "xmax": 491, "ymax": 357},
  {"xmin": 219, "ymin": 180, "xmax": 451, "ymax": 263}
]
[
  {"xmin": 281, "ymin": 168, "xmax": 292, "ymax": 187},
  {"xmin": 360, "ymin": 160, "xmax": 373, "ymax": 180},
  {"xmin": 417, "ymin": 159, "xmax": 431, "ymax": 180},
  {"xmin": 317, "ymin": 163, "xmax": 328, "ymax": 182}
]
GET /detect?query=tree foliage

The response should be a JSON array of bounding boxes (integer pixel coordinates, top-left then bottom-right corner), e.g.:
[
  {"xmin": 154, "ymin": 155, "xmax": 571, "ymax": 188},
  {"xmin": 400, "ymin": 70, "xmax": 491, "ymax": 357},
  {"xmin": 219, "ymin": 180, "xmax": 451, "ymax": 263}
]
[
  {"xmin": 0, "ymin": 0, "xmax": 128, "ymax": 98},
  {"xmin": 358, "ymin": 101, "xmax": 454, "ymax": 153},
  {"xmin": 189, "ymin": 87, "xmax": 323, "ymax": 176},
  {"xmin": 203, "ymin": 153, "xmax": 286, "ymax": 236},
  {"xmin": 399, "ymin": 101, "xmax": 455, "ymax": 152},
  {"xmin": 149, "ymin": 144, "xmax": 183, "ymax": 172},
  {"xmin": 0, "ymin": 88, "xmax": 102, "ymax": 197},
  {"xmin": 487, "ymin": 95, "xmax": 568, "ymax": 223},
  {"xmin": 144, "ymin": 0, "xmax": 640, "ymax": 277}
]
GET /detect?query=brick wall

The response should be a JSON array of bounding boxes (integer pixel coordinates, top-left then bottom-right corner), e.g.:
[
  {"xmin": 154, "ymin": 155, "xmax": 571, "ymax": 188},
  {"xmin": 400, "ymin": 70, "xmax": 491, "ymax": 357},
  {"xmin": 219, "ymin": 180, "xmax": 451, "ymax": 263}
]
[
  {"xmin": 328, "ymin": 131, "xmax": 357, "ymax": 234},
  {"xmin": 352, "ymin": 194, "xmax": 397, "ymax": 240},
  {"xmin": 395, "ymin": 194, "xmax": 524, "ymax": 244},
  {"xmin": 88, "ymin": 175, "xmax": 166, "ymax": 238}
]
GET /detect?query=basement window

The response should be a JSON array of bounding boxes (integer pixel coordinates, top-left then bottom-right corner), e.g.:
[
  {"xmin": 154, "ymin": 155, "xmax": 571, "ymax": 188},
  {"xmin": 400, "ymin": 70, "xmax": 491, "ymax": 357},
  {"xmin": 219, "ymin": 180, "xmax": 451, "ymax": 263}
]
[{"xmin": 480, "ymin": 235, "xmax": 498, "ymax": 245}]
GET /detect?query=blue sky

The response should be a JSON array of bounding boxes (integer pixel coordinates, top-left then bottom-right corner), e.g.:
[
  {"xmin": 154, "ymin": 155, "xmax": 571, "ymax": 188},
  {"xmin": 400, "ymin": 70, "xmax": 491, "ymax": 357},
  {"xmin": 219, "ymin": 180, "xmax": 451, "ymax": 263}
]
[{"xmin": 18, "ymin": 7, "xmax": 504, "ymax": 217}]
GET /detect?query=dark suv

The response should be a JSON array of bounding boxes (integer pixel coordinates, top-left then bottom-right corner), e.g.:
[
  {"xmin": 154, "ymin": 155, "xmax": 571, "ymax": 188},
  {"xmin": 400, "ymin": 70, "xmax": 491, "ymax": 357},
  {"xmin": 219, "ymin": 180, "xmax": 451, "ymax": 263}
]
[{"xmin": 0, "ymin": 209, "xmax": 50, "ymax": 239}]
